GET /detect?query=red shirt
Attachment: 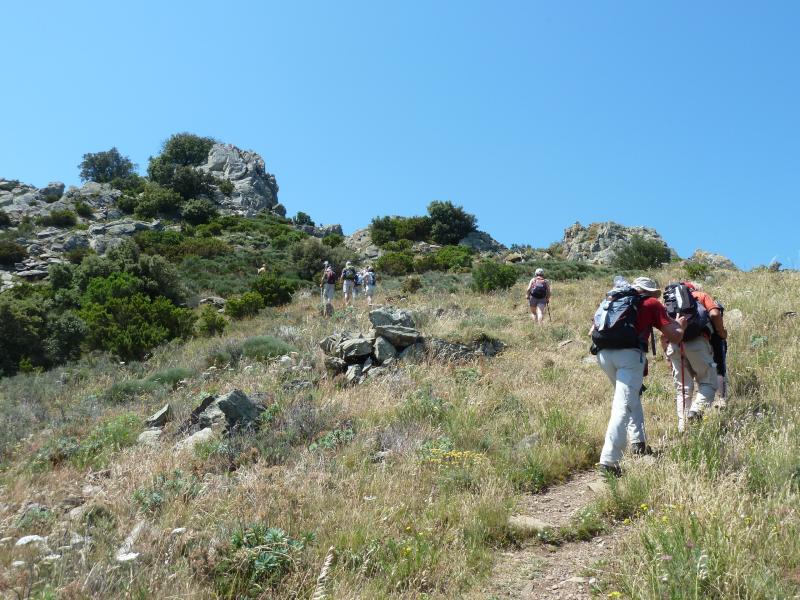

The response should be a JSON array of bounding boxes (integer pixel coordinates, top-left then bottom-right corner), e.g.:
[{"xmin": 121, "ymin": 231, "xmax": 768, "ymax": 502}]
[{"xmin": 635, "ymin": 297, "xmax": 672, "ymax": 344}]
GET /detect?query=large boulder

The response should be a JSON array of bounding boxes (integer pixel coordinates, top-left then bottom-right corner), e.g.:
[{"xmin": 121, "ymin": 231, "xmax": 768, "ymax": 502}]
[
  {"xmin": 344, "ymin": 227, "xmax": 382, "ymax": 260},
  {"xmin": 373, "ymin": 325, "xmax": 420, "ymax": 349},
  {"xmin": 458, "ymin": 230, "xmax": 506, "ymax": 254},
  {"xmin": 198, "ymin": 143, "xmax": 279, "ymax": 215},
  {"xmin": 689, "ymin": 249, "xmax": 738, "ymax": 271},
  {"xmin": 399, "ymin": 342, "xmax": 427, "ymax": 363},
  {"xmin": 561, "ymin": 221, "xmax": 676, "ymax": 265},
  {"xmin": 197, "ymin": 389, "xmax": 262, "ymax": 430},
  {"xmin": 427, "ymin": 338, "xmax": 475, "ymax": 362},
  {"xmin": 369, "ymin": 307, "xmax": 416, "ymax": 329},
  {"xmin": 337, "ymin": 337, "xmax": 374, "ymax": 363},
  {"xmin": 373, "ymin": 336, "xmax": 397, "ymax": 363}
]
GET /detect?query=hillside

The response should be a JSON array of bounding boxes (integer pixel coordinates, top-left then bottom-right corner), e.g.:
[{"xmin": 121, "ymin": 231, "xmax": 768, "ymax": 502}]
[{"xmin": 1, "ymin": 264, "xmax": 798, "ymax": 599}]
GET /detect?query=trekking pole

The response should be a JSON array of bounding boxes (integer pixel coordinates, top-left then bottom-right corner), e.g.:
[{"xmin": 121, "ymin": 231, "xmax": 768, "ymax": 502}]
[
  {"xmin": 547, "ymin": 303, "xmax": 552, "ymax": 322},
  {"xmin": 680, "ymin": 342, "xmax": 687, "ymax": 425}
]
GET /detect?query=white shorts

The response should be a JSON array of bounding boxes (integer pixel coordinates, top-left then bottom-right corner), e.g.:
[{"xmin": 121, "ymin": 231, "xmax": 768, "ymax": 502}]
[
  {"xmin": 343, "ymin": 280, "xmax": 355, "ymax": 293},
  {"xmin": 365, "ymin": 284, "xmax": 376, "ymax": 297},
  {"xmin": 322, "ymin": 283, "xmax": 335, "ymax": 302}
]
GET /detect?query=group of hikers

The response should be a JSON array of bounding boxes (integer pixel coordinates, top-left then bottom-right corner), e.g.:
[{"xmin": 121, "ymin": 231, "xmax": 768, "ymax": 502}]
[
  {"xmin": 320, "ymin": 260, "xmax": 377, "ymax": 314},
  {"xmin": 526, "ymin": 269, "xmax": 729, "ymax": 477}
]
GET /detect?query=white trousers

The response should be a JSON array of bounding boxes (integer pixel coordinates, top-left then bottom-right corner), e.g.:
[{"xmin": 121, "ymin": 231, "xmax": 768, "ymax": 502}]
[
  {"xmin": 597, "ymin": 348, "xmax": 646, "ymax": 467},
  {"xmin": 666, "ymin": 337, "xmax": 717, "ymax": 430}
]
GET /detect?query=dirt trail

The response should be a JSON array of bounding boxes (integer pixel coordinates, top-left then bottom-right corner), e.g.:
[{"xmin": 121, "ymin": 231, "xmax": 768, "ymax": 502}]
[{"xmin": 477, "ymin": 471, "xmax": 620, "ymax": 600}]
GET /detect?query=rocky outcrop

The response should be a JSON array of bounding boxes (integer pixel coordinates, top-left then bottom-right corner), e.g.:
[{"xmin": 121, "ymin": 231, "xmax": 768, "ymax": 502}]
[
  {"xmin": 458, "ymin": 230, "xmax": 506, "ymax": 254},
  {"xmin": 198, "ymin": 143, "xmax": 280, "ymax": 216},
  {"xmin": 561, "ymin": 221, "xmax": 675, "ymax": 265},
  {"xmin": 344, "ymin": 227, "xmax": 381, "ymax": 260},
  {"xmin": 0, "ymin": 179, "xmax": 123, "ymax": 224},
  {"xmin": 689, "ymin": 249, "xmax": 738, "ymax": 271},
  {"xmin": 298, "ymin": 224, "xmax": 344, "ymax": 238}
]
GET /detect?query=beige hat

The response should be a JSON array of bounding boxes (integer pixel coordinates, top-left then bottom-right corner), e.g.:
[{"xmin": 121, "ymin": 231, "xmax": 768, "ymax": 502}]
[
  {"xmin": 535, "ymin": 268, "xmax": 544, "ymax": 276},
  {"xmin": 631, "ymin": 276, "xmax": 659, "ymax": 292}
]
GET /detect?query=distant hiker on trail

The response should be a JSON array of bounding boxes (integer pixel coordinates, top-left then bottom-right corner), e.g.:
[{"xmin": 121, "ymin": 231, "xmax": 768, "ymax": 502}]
[
  {"xmin": 591, "ymin": 276, "xmax": 686, "ymax": 477},
  {"xmin": 525, "ymin": 268, "xmax": 551, "ymax": 325},
  {"xmin": 353, "ymin": 268, "xmax": 364, "ymax": 300},
  {"xmin": 340, "ymin": 261, "xmax": 357, "ymax": 305},
  {"xmin": 320, "ymin": 261, "xmax": 336, "ymax": 316},
  {"xmin": 662, "ymin": 281, "xmax": 727, "ymax": 431},
  {"xmin": 364, "ymin": 266, "xmax": 377, "ymax": 306}
]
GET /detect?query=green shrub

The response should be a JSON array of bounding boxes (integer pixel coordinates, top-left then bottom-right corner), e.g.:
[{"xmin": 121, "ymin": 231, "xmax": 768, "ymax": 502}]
[
  {"xmin": 250, "ymin": 273, "xmax": 295, "ymax": 307},
  {"xmin": 369, "ymin": 216, "xmax": 431, "ymax": 247},
  {"xmin": 0, "ymin": 240, "xmax": 27, "ymax": 266},
  {"xmin": 205, "ymin": 341, "xmax": 244, "ymax": 368},
  {"xmin": 65, "ymin": 246, "xmax": 94, "ymax": 264},
  {"xmin": 413, "ymin": 254, "xmax": 439, "ymax": 273},
  {"xmin": 74, "ymin": 201, "xmax": 94, "ymax": 218},
  {"xmin": 435, "ymin": 245, "xmax": 473, "ymax": 270},
  {"xmin": 79, "ymin": 147, "xmax": 137, "ymax": 183},
  {"xmin": 181, "ymin": 198, "xmax": 219, "ymax": 225},
  {"xmin": 401, "ymin": 276, "xmax": 423, "ymax": 295},
  {"xmin": 49, "ymin": 263, "xmax": 74, "ymax": 290},
  {"xmin": 154, "ymin": 132, "xmax": 215, "ymax": 168},
  {"xmin": 684, "ymin": 261, "xmax": 710, "ymax": 280},
  {"xmin": 72, "ymin": 413, "xmax": 141, "ymax": 469},
  {"xmin": 293, "ymin": 211, "xmax": 314, "ymax": 226},
  {"xmin": 322, "ymin": 233, "xmax": 344, "ymax": 247},
  {"xmin": 133, "ymin": 469, "xmax": 200, "ymax": 514},
  {"xmin": 471, "ymin": 260, "xmax": 518, "ymax": 292},
  {"xmin": 102, "ymin": 379, "xmax": 158, "ymax": 403},
  {"xmin": 376, "ymin": 251, "xmax": 414, "ymax": 276},
  {"xmin": 613, "ymin": 235, "xmax": 672, "ymax": 270},
  {"xmin": 37, "ymin": 210, "xmax": 77, "ymax": 228},
  {"xmin": 213, "ymin": 524, "xmax": 309, "ymax": 598},
  {"xmin": 135, "ymin": 230, "xmax": 230, "ymax": 262},
  {"xmin": 145, "ymin": 367, "xmax": 193, "ymax": 387},
  {"xmin": 0, "ymin": 210, "xmax": 11, "ymax": 228},
  {"xmin": 383, "ymin": 239, "xmax": 413, "ymax": 252},
  {"xmin": 289, "ymin": 237, "xmax": 356, "ymax": 280},
  {"xmin": 134, "ymin": 183, "xmax": 183, "ymax": 219},
  {"xmin": 241, "ymin": 335, "xmax": 295, "ymax": 361},
  {"xmin": 225, "ymin": 292, "xmax": 264, "ymax": 319},
  {"xmin": 218, "ymin": 178, "xmax": 234, "ymax": 196},
  {"xmin": 427, "ymin": 200, "xmax": 477, "ymax": 245},
  {"xmin": 0, "ymin": 293, "xmax": 49, "ymax": 376},
  {"xmin": 197, "ymin": 305, "xmax": 227, "ymax": 337},
  {"xmin": 44, "ymin": 311, "xmax": 87, "ymax": 364},
  {"xmin": 117, "ymin": 193, "xmax": 138, "ymax": 214}
]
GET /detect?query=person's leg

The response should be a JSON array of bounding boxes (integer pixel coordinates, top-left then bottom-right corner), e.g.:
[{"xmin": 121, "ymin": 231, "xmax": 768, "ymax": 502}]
[
  {"xmin": 599, "ymin": 349, "xmax": 644, "ymax": 469},
  {"xmin": 535, "ymin": 303, "xmax": 545, "ymax": 325},
  {"xmin": 667, "ymin": 343, "xmax": 694, "ymax": 432},
  {"xmin": 529, "ymin": 303, "xmax": 537, "ymax": 321},
  {"xmin": 685, "ymin": 338, "xmax": 717, "ymax": 416}
]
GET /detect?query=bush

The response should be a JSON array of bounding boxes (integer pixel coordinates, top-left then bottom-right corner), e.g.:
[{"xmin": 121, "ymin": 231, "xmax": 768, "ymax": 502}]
[
  {"xmin": 241, "ymin": 336, "xmax": 295, "ymax": 361},
  {"xmin": 0, "ymin": 294, "xmax": 49, "ymax": 376},
  {"xmin": 74, "ymin": 201, "xmax": 94, "ymax": 218},
  {"xmin": 49, "ymin": 263, "xmax": 74, "ymax": 290},
  {"xmin": 37, "ymin": 210, "xmax": 77, "ymax": 228},
  {"xmin": 613, "ymin": 235, "xmax": 672, "ymax": 270},
  {"xmin": 376, "ymin": 251, "xmax": 414, "ymax": 276},
  {"xmin": 134, "ymin": 183, "xmax": 183, "ymax": 219},
  {"xmin": 169, "ymin": 165, "xmax": 217, "ymax": 201},
  {"xmin": 427, "ymin": 200, "xmax": 477, "ymax": 245},
  {"xmin": 0, "ymin": 210, "xmax": 11, "ymax": 228},
  {"xmin": 293, "ymin": 211, "xmax": 314, "ymax": 227},
  {"xmin": 401, "ymin": 276, "xmax": 423, "ymax": 295},
  {"xmin": 435, "ymin": 245, "xmax": 473, "ymax": 270},
  {"xmin": 322, "ymin": 233, "xmax": 344, "ymax": 247},
  {"xmin": 155, "ymin": 132, "xmax": 216, "ymax": 167},
  {"xmin": 225, "ymin": 292, "xmax": 264, "ymax": 319},
  {"xmin": 0, "ymin": 240, "xmax": 27, "ymax": 266},
  {"xmin": 218, "ymin": 178, "xmax": 234, "ymax": 196},
  {"xmin": 181, "ymin": 198, "xmax": 218, "ymax": 225},
  {"xmin": 44, "ymin": 311, "xmax": 87, "ymax": 364},
  {"xmin": 289, "ymin": 237, "xmax": 355, "ymax": 281},
  {"xmin": 369, "ymin": 216, "xmax": 431, "ymax": 247},
  {"xmin": 471, "ymin": 260, "xmax": 518, "ymax": 292},
  {"xmin": 197, "ymin": 305, "xmax": 227, "ymax": 337},
  {"xmin": 684, "ymin": 261, "xmax": 710, "ymax": 280},
  {"xmin": 148, "ymin": 133, "xmax": 216, "ymax": 198},
  {"xmin": 78, "ymin": 147, "xmax": 137, "ymax": 183},
  {"xmin": 65, "ymin": 247, "xmax": 94, "ymax": 264},
  {"xmin": 250, "ymin": 273, "xmax": 295, "ymax": 307}
]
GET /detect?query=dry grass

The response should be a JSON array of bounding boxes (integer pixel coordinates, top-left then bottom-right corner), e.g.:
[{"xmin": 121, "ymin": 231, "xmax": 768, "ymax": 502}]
[{"xmin": 0, "ymin": 268, "xmax": 798, "ymax": 598}]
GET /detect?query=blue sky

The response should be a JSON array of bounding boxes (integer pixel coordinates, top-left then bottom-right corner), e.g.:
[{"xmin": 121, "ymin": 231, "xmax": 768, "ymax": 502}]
[{"xmin": 2, "ymin": 1, "xmax": 798, "ymax": 269}]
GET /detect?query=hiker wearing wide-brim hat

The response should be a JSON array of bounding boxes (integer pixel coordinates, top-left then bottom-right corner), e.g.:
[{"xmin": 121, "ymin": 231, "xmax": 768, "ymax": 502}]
[
  {"xmin": 525, "ymin": 267, "xmax": 551, "ymax": 325},
  {"xmin": 590, "ymin": 276, "xmax": 687, "ymax": 477}
]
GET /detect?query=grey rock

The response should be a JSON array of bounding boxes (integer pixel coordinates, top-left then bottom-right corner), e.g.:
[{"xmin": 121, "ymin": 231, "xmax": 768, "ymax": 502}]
[
  {"xmin": 361, "ymin": 356, "xmax": 374, "ymax": 373},
  {"xmin": 174, "ymin": 427, "xmax": 216, "ymax": 452},
  {"xmin": 344, "ymin": 227, "xmax": 382, "ymax": 259},
  {"xmin": 689, "ymin": 249, "xmax": 738, "ymax": 271},
  {"xmin": 399, "ymin": 342, "xmax": 427, "ymax": 364},
  {"xmin": 471, "ymin": 336, "xmax": 506, "ymax": 357},
  {"xmin": 15, "ymin": 535, "xmax": 47, "ymax": 547},
  {"xmin": 374, "ymin": 325, "xmax": 420, "ymax": 349},
  {"xmin": 505, "ymin": 251, "xmax": 525, "ymax": 263},
  {"xmin": 37, "ymin": 228, "xmax": 60, "ymax": 239},
  {"xmin": 115, "ymin": 520, "xmax": 146, "ymax": 563},
  {"xmin": 40, "ymin": 182, "xmax": 65, "ymax": 199},
  {"xmin": 319, "ymin": 332, "xmax": 351, "ymax": 355},
  {"xmin": 61, "ymin": 234, "xmax": 89, "ymax": 251},
  {"xmin": 373, "ymin": 336, "xmax": 397, "ymax": 363},
  {"xmin": 324, "ymin": 356, "xmax": 347, "ymax": 375},
  {"xmin": 458, "ymin": 230, "xmax": 507, "ymax": 253},
  {"xmin": 345, "ymin": 364, "xmax": 362, "ymax": 385},
  {"xmin": 144, "ymin": 404, "xmax": 171, "ymax": 428},
  {"xmin": 198, "ymin": 143, "xmax": 279, "ymax": 215},
  {"xmin": 337, "ymin": 337, "xmax": 374, "ymax": 362},
  {"xmin": 582, "ymin": 355, "xmax": 598, "ymax": 365},
  {"xmin": 137, "ymin": 429, "xmax": 162, "ymax": 446},
  {"xmin": 298, "ymin": 223, "xmax": 344, "ymax": 238},
  {"xmin": 199, "ymin": 296, "xmax": 226, "ymax": 308},
  {"xmin": 16, "ymin": 269, "xmax": 47, "ymax": 279},
  {"xmin": 369, "ymin": 307, "xmax": 416, "ymax": 329},
  {"xmin": 561, "ymin": 221, "xmax": 676, "ymax": 265},
  {"xmin": 427, "ymin": 338, "xmax": 475, "ymax": 362},
  {"xmin": 199, "ymin": 389, "xmax": 262, "ymax": 430}
]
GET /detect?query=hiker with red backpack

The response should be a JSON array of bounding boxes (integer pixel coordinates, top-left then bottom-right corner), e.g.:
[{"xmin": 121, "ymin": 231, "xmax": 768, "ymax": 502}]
[
  {"xmin": 662, "ymin": 281, "xmax": 727, "ymax": 431},
  {"xmin": 320, "ymin": 261, "xmax": 336, "ymax": 316},
  {"xmin": 591, "ymin": 276, "xmax": 687, "ymax": 477},
  {"xmin": 525, "ymin": 268, "xmax": 551, "ymax": 325}
]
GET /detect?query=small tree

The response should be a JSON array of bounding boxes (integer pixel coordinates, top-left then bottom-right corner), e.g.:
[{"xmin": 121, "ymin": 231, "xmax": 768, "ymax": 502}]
[
  {"xmin": 376, "ymin": 251, "xmax": 414, "ymax": 276},
  {"xmin": 197, "ymin": 305, "xmax": 227, "ymax": 337},
  {"xmin": 0, "ymin": 241, "xmax": 27, "ymax": 266},
  {"xmin": 471, "ymin": 260, "xmax": 518, "ymax": 292},
  {"xmin": 613, "ymin": 235, "xmax": 672, "ymax": 270},
  {"xmin": 427, "ymin": 201, "xmax": 477, "ymax": 245},
  {"xmin": 0, "ymin": 210, "xmax": 10, "ymax": 228},
  {"xmin": 79, "ymin": 148, "xmax": 137, "ymax": 183},
  {"xmin": 181, "ymin": 198, "xmax": 218, "ymax": 225},
  {"xmin": 293, "ymin": 211, "xmax": 314, "ymax": 227},
  {"xmin": 250, "ymin": 273, "xmax": 295, "ymax": 307}
]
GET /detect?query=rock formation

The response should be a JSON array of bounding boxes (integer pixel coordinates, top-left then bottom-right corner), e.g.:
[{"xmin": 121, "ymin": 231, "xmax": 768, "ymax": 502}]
[
  {"xmin": 689, "ymin": 249, "xmax": 738, "ymax": 270},
  {"xmin": 560, "ymin": 221, "xmax": 675, "ymax": 265}
]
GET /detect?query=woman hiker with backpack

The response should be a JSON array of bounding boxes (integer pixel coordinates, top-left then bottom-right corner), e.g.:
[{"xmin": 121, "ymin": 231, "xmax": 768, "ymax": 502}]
[
  {"xmin": 363, "ymin": 266, "xmax": 377, "ymax": 306},
  {"xmin": 662, "ymin": 281, "xmax": 727, "ymax": 432},
  {"xmin": 525, "ymin": 268, "xmax": 551, "ymax": 325},
  {"xmin": 340, "ymin": 261, "xmax": 357, "ymax": 306},
  {"xmin": 591, "ymin": 276, "xmax": 687, "ymax": 477},
  {"xmin": 320, "ymin": 261, "xmax": 336, "ymax": 316}
]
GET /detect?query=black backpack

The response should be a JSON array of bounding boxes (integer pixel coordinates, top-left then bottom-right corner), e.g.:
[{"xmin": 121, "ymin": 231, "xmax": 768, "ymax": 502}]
[
  {"xmin": 529, "ymin": 278, "xmax": 548, "ymax": 299},
  {"xmin": 343, "ymin": 267, "xmax": 356, "ymax": 281},
  {"xmin": 663, "ymin": 283, "xmax": 711, "ymax": 341},
  {"xmin": 591, "ymin": 286, "xmax": 645, "ymax": 352}
]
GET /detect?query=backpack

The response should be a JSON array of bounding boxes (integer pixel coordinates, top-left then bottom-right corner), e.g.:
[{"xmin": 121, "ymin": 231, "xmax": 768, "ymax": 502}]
[
  {"xmin": 365, "ymin": 272, "xmax": 376, "ymax": 285},
  {"xmin": 529, "ymin": 278, "xmax": 548, "ymax": 299},
  {"xmin": 663, "ymin": 283, "xmax": 711, "ymax": 341},
  {"xmin": 343, "ymin": 267, "xmax": 356, "ymax": 281},
  {"xmin": 591, "ymin": 286, "xmax": 645, "ymax": 352},
  {"xmin": 324, "ymin": 269, "xmax": 336, "ymax": 284}
]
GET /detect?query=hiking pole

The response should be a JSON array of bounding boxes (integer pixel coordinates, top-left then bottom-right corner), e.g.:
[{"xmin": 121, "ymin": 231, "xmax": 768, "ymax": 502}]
[
  {"xmin": 547, "ymin": 303, "xmax": 552, "ymax": 322},
  {"xmin": 680, "ymin": 342, "xmax": 687, "ymax": 426}
]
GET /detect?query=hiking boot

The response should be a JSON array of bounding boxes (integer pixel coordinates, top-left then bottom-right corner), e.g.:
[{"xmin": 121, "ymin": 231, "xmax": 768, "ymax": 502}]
[
  {"xmin": 597, "ymin": 463, "xmax": 621, "ymax": 478},
  {"xmin": 630, "ymin": 442, "xmax": 653, "ymax": 456},
  {"xmin": 687, "ymin": 410, "xmax": 703, "ymax": 423}
]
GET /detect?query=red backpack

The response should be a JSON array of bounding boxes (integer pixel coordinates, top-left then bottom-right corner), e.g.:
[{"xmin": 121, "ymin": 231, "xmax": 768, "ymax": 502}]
[{"xmin": 324, "ymin": 269, "xmax": 336, "ymax": 284}]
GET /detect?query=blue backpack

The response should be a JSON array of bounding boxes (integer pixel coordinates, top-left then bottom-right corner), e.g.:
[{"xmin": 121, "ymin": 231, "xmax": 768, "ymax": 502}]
[{"xmin": 591, "ymin": 286, "xmax": 645, "ymax": 352}]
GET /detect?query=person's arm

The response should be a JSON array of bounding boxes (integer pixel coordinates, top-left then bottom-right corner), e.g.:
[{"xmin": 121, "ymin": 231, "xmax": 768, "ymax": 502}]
[
  {"xmin": 708, "ymin": 308, "xmax": 727, "ymax": 339},
  {"xmin": 659, "ymin": 316, "xmax": 687, "ymax": 344}
]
